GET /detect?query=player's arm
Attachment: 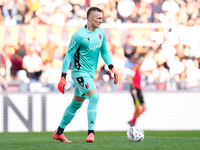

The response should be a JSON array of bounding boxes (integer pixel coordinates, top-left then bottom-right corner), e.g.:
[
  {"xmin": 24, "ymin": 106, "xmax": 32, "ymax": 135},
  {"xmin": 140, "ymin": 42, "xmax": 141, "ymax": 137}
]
[
  {"xmin": 100, "ymin": 30, "xmax": 118, "ymax": 84},
  {"xmin": 58, "ymin": 32, "xmax": 81, "ymax": 94}
]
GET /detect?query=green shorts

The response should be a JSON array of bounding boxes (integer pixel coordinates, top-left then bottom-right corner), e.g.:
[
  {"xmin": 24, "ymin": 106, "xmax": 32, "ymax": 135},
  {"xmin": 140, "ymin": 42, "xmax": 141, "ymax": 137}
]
[{"xmin": 71, "ymin": 71, "xmax": 97, "ymax": 99}]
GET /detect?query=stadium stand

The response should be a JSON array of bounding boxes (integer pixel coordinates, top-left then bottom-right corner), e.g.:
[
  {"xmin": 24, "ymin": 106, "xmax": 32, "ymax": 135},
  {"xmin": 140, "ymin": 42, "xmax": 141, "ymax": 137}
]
[{"xmin": 0, "ymin": 0, "xmax": 200, "ymax": 91}]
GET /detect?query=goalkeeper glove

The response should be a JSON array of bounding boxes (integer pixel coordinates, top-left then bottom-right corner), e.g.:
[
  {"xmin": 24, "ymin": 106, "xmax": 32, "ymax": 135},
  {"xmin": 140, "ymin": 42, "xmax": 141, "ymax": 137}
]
[
  {"xmin": 108, "ymin": 64, "xmax": 118, "ymax": 84},
  {"xmin": 58, "ymin": 73, "xmax": 67, "ymax": 94}
]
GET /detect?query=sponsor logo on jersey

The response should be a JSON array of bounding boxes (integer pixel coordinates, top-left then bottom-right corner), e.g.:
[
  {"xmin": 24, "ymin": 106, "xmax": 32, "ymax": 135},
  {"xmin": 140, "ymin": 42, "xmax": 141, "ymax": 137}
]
[
  {"xmin": 88, "ymin": 43, "xmax": 102, "ymax": 51},
  {"xmin": 71, "ymin": 40, "xmax": 76, "ymax": 46},
  {"xmin": 99, "ymin": 34, "xmax": 102, "ymax": 39}
]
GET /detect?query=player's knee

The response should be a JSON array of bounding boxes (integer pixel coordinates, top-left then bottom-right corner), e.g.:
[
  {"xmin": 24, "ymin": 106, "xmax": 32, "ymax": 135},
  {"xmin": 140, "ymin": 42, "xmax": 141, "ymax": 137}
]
[
  {"xmin": 135, "ymin": 111, "xmax": 140, "ymax": 117},
  {"xmin": 71, "ymin": 99, "xmax": 83, "ymax": 110},
  {"xmin": 88, "ymin": 93, "xmax": 99, "ymax": 110},
  {"xmin": 142, "ymin": 103, "xmax": 146, "ymax": 111},
  {"xmin": 89, "ymin": 93, "xmax": 100, "ymax": 106},
  {"xmin": 89, "ymin": 93, "xmax": 99, "ymax": 101}
]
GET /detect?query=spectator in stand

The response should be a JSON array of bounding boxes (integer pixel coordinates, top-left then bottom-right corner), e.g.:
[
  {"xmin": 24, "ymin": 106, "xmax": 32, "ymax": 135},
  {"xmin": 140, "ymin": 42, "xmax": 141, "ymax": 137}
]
[
  {"xmin": 45, "ymin": 34, "xmax": 58, "ymax": 57},
  {"xmin": 174, "ymin": 37, "xmax": 186, "ymax": 59},
  {"xmin": 105, "ymin": 0, "xmax": 116, "ymax": 10},
  {"xmin": 127, "ymin": 7, "xmax": 140, "ymax": 23},
  {"xmin": 40, "ymin": 0, "xmax": 63, "ymax": 14},
  {"xmin": 162, "ymin": 0, "xmax": 179, "ymax": 17},
  {"xmin": 185, "ymin": 59, "xmax": 200, "ymax": 87},
  {"xmin": 89, "ymin": 0, "xmax": 108, "ymax": 9},
  {"xmin": 110, "ymin": 8, "xmax": 119, "ymax": 23},
  {"xmin": 149, "ymin": 40, "xmax": 160, "ymax": 52},
  {"xmin": 16, "ymin": 0, "xmax": 29, "ymax": 24},
  {"xmin": 51, "ymin": 46, "xmax": 65, "ymax": 62},
  {"xmin": 0, "ymin": 6, "xmax": 4, "ymax": 24},
  {"xmin": 123, "ymin": 35, "xmax": 136, "ymax": 61},
  {"xmin": 29, "ymin": 37, "xmax": 42, "ymax": 53},
  {"xmin": 40, "ymin": 49, "xmax": 51, "ymax": 66},
  {"xmin": 51, "ymin": 7, "xmax": 66, "ymax": 26},
  {"xmin": 36, "ymin": 0, "xmax": 66, "ymax": 26},
  {"xmin": 197, "ymin": 0, "xmax": 200, "ymax": 13},
  {"xmin": 70, "ymin": 4, "xmax": 87, "ymax": 26},
  {"xmin": 140, "ymin": 50, "xmax": 157, "ymax": 83},
  {"xmin": 73, "ymin": 3, "xmax": 87, "ymax": 18},
  {"xmin": 3, "ymin": 38, "xmax": 15, "ymax": 61},
  {"xmin": 153, "ymin": 64, "xmax": 170, "ymax": 83},
  {"xmin": 168, "ymin": 55, "xmax": 185, "ymax": 79},
  {"xmin": 102, "ymin": 7, "xmax": 112, "ymax": 22},
  {"xmin": 22, "ymin": 45, "xmax": 43, "ymax": 82},
  {"xmin": 11, "ymin": 37, "xmax": 27, "ymax": 80},
  {"xmin": 0, "ymin": 44, "xmax": 7, "ymax": 78},
  {"xmin": 103, "ymin": 8, "xmax": 120, "ymax": 23},
  {"xmin": 154, "ymin": 47, "xmax": 169, "ymax": 70},
  {"xmin": 117, "ymin": 0, "xmax": 135, "ymax": 22},
  {"xmin": 26, "ymin": 0, "xmax": 43, "ymax": 13},
  {"xmin": 160, "ymin": 0, "xmax": 179, "ymax": 24},
  {"xmin": 60, "ymin": 0, "xmax": 73, "ymax": 22},
  {"xmin": 1, "ymin": 0, "xmax": 17, "ymax": 25},
  {"xmin": 138, "ymin": 13, "xmax": 149, "ymax": 23},
  {"xmin": 185, "ymin": 1, "xmax": 199, "ymax": 21},
  {"xmin": 161, "ymin": 36, "xmax": 177, "ymax": 61},
  {"xmin": 79, "ymin": 0, "xmax": 90, "ymax": 10},
  {"xmin": 194, "ymin": 58, "xmax": 199, "ymax": 69},
  {"xmin": 176, "ymin": 7, "xmax": 188, "ymax": 26},
  {"xmin": 39, "ymin": 49, "xmax": 57, "ymax": 91},
  {"xmin": 136, "ymin": 0, "xmax": 152, "ymax": 22},
  {"xmin": 176, "ymin": 70, "xmax": 188, "ymax": 90},
  {"xmin": 23, "ymin": 10, "xmax": 35, "ymax": 24},
  {"xmin": 150, "ymin": 0, "xmax": 163, "ymax": 23}
]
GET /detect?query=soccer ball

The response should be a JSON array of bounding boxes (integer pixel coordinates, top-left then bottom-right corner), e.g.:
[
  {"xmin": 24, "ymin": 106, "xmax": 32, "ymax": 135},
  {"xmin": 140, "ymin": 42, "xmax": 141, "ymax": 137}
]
[{"xmin": 127, "ymin": 126, "xmax": 144, "ymax": 142}]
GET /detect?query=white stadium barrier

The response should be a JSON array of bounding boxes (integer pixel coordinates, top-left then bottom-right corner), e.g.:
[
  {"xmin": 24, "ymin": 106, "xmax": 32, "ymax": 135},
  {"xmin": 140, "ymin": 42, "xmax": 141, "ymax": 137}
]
[{"xmin": 0, "ymin": 91, "xmax": 200, "ymax": 132}]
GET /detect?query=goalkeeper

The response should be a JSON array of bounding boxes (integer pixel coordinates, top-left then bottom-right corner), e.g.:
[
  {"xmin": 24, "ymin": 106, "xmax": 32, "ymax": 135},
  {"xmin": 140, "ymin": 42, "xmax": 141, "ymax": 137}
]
[
  {"xmin": 53, "ymin": 7, "xmax": 118, "ymax": 143},
  {"xmin": 127, "ymin": 53, "xmax": 146, "ymax": 127}
]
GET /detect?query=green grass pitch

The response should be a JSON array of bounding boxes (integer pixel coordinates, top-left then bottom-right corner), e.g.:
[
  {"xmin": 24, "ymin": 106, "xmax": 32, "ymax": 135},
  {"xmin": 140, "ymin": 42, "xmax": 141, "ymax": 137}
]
[{"xmin": 0, "ymin": 131, "xmax": 200, "ymax": 150}]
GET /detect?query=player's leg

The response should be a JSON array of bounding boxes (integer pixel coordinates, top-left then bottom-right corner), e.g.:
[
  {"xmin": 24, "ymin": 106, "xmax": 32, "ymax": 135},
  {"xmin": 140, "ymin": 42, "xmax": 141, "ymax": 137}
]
[
  {"xmin": 71, "ymin": 72, "xmax": 99, "ymax": 142},
  {"xmin": 128, "ymin": 88, "xmax": 140, "ymax": 126},
  {"xmin": 138, "ymin": 89, "xmax": 146, "ymax": 115},
  {"xmin": 140, "ymin": 103, "xmax": 146, "ymax": 114},
  {"xmin": 131, "ymin": 89, "xmax": 146, "ymax": 126},
  {"xmin": 53, "ymin": 87, "xmax": 84, "ymax": 143},
  {"xmin": 86, "ymin": 89, "xmax": 99, "ymax": 142},
  {"xmin": 58, "ymin": 96, "xmax": 84, "ymax": 132}
]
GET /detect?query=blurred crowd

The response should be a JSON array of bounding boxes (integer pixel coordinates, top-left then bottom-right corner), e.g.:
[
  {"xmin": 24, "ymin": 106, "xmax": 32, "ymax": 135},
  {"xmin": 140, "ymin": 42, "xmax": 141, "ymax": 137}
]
[
  {"xmin": 0, "ymin": 0, "xmax": 200, "ymax": 91},
  {"xmin": 0, "ymin": 0, "xmax": 200, "ymax": 25}
]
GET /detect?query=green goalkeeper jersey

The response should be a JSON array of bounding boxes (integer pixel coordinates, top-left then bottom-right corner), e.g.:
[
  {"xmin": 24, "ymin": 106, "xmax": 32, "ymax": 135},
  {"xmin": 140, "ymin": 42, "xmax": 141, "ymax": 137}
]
[{"xmin": 62, "ymin": 25, "xmax": 113, "ymax": 79}]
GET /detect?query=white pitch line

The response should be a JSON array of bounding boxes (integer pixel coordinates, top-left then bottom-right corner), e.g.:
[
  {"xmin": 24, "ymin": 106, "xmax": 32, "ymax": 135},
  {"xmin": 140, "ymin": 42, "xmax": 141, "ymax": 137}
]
[{"xmin": 145, "ymin": 136, "xmax": 200, "ymax": 140}]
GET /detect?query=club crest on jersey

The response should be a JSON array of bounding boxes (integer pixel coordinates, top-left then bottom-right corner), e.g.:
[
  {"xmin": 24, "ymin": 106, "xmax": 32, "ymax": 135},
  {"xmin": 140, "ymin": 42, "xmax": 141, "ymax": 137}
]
[
  {"xmin": 85, "ymin": 83, "xmax": 89, "ymax": 89},
  {"xmin": 99, "ymin": 34, "xmax": 102, "ymax": 39},
  {"xmin": 71, "ymin": 40, "xmax": 76, "ymax": 46}
]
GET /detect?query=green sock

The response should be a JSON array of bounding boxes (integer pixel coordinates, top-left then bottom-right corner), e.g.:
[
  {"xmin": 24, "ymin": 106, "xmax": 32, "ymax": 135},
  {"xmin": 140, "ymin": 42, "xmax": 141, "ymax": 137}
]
[
  {"xmin": 59, "ymin": 99, "xmax": 83, "ymax": 129},
  {"xmin": 87, "ymin": 93, "xmax": 100, "ymax": 130}
]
